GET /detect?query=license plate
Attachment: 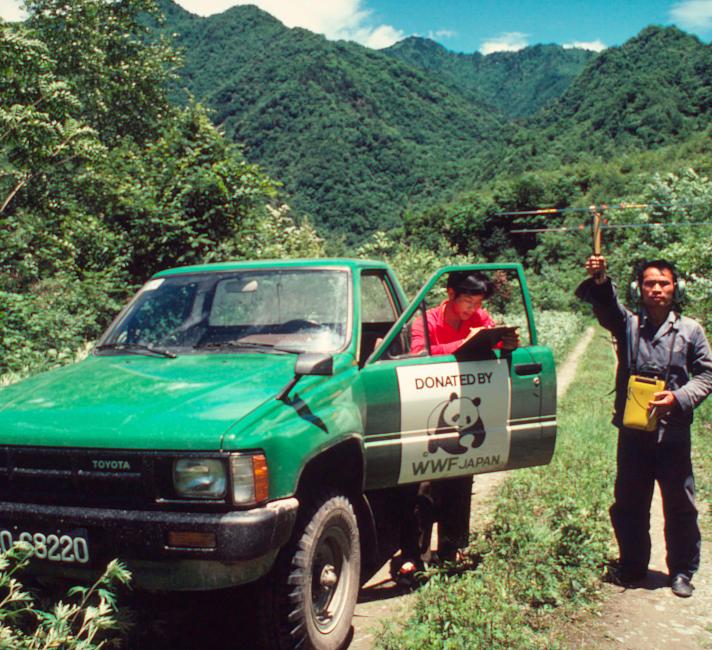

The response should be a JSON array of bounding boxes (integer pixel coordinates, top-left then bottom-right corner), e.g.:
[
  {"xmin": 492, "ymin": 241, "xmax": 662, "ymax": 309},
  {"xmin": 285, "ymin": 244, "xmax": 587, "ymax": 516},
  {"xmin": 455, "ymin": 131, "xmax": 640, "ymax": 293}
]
[{"xmin": 0, "ymin": 526, "xmax": 90, "ymax": 564}]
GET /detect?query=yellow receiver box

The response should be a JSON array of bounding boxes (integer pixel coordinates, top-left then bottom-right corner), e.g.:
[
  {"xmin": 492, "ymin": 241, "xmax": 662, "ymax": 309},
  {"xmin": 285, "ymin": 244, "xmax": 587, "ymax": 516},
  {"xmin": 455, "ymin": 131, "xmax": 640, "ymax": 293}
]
[{"xmin": 623, "ymin": 374, "xmax": 665, "ymax": 431}]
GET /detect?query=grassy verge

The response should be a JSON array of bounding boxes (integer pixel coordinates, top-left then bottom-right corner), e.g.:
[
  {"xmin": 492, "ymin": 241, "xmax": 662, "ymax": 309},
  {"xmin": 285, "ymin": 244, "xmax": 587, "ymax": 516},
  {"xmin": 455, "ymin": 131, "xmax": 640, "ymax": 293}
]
[
  {"xmin": 377, "ymin": 327, "xmax": 619, "ymax": 649},
  {"xmin": 693, "ymin": 399, "xmax": 712, "ymax": 535},
  {"xmin": 535, "ymin": 310, "xmax": 588, "ymax": 364}
]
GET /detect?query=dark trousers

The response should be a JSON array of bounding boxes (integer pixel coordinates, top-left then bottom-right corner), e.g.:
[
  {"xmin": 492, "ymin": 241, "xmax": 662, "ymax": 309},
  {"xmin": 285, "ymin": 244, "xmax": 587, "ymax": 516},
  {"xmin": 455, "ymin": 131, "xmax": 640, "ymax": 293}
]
[
  {"xmin": 400, "ymin": 476, "xmax": 472, "ymax": 564},
  {"xmin": 610, "ymin": 429, "xmax": 700, "ymax": 578}
]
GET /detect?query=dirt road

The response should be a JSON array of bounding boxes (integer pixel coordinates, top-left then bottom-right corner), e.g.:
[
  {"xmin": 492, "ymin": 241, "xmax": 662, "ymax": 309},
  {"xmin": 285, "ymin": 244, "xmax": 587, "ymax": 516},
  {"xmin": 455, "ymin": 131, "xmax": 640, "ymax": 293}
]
[{"xmin": 575, "ymin": 488, "xmax": 711, "ymax": 649}]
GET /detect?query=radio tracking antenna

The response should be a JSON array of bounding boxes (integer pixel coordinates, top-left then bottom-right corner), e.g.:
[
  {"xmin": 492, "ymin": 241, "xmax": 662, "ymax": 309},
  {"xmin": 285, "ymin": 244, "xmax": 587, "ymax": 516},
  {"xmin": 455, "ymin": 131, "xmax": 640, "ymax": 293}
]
[
  {"xmin": 499, "ymin": 203, "xmax": 710, "ymax": 244},
  {"xmin": 498, "ymin": 202, "xmax": 710, "ymax": 281}
]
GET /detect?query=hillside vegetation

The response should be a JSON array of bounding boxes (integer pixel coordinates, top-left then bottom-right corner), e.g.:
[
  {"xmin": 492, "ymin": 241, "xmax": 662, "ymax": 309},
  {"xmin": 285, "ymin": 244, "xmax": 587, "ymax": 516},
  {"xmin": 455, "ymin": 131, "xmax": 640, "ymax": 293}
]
[
  {"xmin": 157, "ymin": 0, "xmax": 711, "ymax": 240},
  {"xmin": 384, "ymin": 37, "xmax": 595, "ymax": 118},
  {"xmin": 529, "ymin": 26, "xmax": 712, "ymax": 162},
  {"xmin": 159, "ymin": 3, "xmax": 515, "ymax": 238}
]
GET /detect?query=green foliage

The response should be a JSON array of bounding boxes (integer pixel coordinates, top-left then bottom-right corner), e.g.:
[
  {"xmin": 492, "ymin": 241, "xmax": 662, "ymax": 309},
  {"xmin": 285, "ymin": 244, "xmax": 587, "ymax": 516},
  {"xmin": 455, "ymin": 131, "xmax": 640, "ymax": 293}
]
[
  {"xmin": 606, "ymin": 169, "xmax": 712, "ymax": 329},
  {"xmin": 0, "ymin": 24, "xmax": 104, "ymax": 220},
  {"xmin": 534, "ymin": 311, "xmax": 587, "ymax": 362},
  {"xmin": 0, "ymin": 543, "xmax": 131, "ymax": 648},
  {"xmin": 155, "ymin": 5, "xmax": 711, "ymax": 239},
  {"xmin": 241, "ymin": 204, "xmax": 326, "ymax": 260},
  {"xmin": 98, "ymin": 102, "xmax": 279, "ymax": 278},
  {"xmin": 355, "ymin": 230, "xmax": 469, "ymax": 299},
  {"xmin": 0, "ymin": 271, "xmax": 125, "ymax": 377},
  {"xmin": 25, "ymin": 0, "xmax": 178, "ymax": 145},
  {"xmin": 693, "ymin": 400, "xmax": 712, "ymax": 534},
  {"xmin": 528, "ymin": 27, "xmax": 711, "ymax": 166},
  {"xmin": 378, "ymin": 328, "xmax": 617, "ymax": 649},
  {"xmin": 160, "ymin": 3, "xmax": 514, "ymax": 240}
]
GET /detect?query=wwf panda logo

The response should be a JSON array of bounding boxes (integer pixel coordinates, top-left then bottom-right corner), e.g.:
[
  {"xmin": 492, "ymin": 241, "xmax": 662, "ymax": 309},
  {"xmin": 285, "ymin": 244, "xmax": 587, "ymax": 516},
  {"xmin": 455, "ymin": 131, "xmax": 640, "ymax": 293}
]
[{"xmin": 427, "ymin": 392, "xmax": 487, "ymax": 455}]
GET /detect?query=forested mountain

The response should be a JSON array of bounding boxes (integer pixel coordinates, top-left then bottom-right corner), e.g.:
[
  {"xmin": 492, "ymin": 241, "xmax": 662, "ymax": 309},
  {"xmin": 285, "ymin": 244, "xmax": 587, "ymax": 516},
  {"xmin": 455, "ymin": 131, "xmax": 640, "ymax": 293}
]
[
  {"xmin": 529, "ymin": 26, "xmax": 712, "ymax": 162},
  {"xmin": 383, "ymin": 37, "xmax": 595, "ymax": 118},
  {"xmin": 159, "ymin": 2, "xmax": 516, "ymax": 238},
  {"xmin": 157, "ymin": 1, "xmax": 711, "ymax": 239}
]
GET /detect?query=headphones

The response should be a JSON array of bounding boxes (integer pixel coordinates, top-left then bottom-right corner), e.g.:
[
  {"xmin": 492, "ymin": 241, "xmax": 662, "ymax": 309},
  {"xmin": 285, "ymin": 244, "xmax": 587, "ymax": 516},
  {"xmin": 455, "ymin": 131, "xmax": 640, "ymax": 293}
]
[{"xmin": 629, "ymin": 260, "xmax": 686, "ymax": 305}]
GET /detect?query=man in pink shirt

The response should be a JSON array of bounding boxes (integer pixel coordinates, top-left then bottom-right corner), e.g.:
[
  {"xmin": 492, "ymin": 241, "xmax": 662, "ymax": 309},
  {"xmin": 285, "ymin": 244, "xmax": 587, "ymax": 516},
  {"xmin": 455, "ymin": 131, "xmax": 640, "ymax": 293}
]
[
  {"xmin": 396, "ymin": 271, "xmax": 517, "ymax": 586},
  {"xmin": 411, "ymin": 271, "xmax": 518, "ymax": 355}
]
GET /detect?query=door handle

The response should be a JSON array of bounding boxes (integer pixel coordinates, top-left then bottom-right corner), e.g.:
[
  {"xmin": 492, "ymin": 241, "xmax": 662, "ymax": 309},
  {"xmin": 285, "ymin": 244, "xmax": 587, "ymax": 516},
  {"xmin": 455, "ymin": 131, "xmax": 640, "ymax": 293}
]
[{"xmin": 514, "ymin": 363, "xmax": 542, "ymax": 376}]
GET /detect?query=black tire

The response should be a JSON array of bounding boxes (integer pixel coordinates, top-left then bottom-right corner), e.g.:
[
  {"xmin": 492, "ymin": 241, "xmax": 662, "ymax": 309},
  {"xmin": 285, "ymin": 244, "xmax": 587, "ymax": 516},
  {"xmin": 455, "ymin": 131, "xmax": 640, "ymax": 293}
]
[{"xmin": 259, "ymin": 494, "xmax": 361, "ymax": 650}]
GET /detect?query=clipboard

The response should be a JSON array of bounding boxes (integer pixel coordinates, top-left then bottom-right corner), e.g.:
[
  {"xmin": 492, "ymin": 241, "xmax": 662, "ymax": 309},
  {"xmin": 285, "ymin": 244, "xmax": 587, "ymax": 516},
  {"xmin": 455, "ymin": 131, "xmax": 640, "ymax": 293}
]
[{"xmin": 455, "ymin": 325, "xmax": 519, "ymax": 356}]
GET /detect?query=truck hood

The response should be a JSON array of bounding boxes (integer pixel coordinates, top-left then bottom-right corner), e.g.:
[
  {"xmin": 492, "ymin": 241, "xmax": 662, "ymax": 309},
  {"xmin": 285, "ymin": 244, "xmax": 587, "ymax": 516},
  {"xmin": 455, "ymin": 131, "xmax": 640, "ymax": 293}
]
[{"xmin": 0, "ymin": 353, "xmax": 298, "ymax": 450}]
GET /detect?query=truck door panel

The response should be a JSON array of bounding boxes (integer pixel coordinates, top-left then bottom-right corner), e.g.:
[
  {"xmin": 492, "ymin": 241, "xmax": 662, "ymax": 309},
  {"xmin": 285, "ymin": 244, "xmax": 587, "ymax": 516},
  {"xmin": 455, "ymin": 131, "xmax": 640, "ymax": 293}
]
[{"xmin": 360, "ymin": 264, "xmax": 557, "ymax": 490}]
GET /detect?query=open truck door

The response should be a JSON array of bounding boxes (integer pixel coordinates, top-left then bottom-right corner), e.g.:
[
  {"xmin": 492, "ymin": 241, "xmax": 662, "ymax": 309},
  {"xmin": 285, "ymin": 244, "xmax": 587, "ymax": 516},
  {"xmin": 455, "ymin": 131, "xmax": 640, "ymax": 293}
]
[{"xmin": 358, "ymin": 264, "xmax": 556, "ymax": 490}]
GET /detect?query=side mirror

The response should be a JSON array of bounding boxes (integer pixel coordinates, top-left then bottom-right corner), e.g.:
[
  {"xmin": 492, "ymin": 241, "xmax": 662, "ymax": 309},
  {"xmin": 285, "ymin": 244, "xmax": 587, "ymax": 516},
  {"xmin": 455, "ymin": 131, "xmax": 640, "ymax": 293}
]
[{"xmin": 276, "ymin": 353, "xmax": 333, "ymax": 402}]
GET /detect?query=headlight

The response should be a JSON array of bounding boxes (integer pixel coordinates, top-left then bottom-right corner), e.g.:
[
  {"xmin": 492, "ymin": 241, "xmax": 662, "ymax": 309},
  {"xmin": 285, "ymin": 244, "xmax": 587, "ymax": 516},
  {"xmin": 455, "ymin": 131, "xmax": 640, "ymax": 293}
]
[
  {"xmin": 173, "ymin": 459, "xmax": 227, "ymax": 499},
  {"xmin": 230, "ymin": 453, "xmax": 269, "ymax": 505}
]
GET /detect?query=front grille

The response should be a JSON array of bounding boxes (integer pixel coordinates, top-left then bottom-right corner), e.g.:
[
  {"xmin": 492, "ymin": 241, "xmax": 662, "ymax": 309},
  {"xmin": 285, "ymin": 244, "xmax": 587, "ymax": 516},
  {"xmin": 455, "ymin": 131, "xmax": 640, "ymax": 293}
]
[
  {"xmin": 0, "ymin": 447, "xmax": 231, "ymax": 511},
  {"xmin": 0, "ymin": 447, "xmax": 153, "ymax": 508}
]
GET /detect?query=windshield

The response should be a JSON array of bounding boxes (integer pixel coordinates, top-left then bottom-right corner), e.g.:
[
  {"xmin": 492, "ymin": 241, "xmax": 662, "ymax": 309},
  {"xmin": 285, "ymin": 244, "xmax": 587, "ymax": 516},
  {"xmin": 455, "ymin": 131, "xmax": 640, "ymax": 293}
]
[{"xmin": 98, "ymin": 269, "xmax": 351, "ymax": 355}]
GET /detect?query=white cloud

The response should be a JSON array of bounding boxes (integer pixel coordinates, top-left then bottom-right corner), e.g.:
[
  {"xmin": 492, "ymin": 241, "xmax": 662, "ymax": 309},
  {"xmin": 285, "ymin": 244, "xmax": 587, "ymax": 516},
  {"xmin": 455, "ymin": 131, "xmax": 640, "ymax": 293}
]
[
  {"xmin": 0, "ymin": 0, "xmax": 26, "ymax": 22},
  {"xmin": 177, "ymin": 0, "xmax": 405, "ymax": 48},
  {"xmin": 670, "ymin": 0, "xmax": 712, "ymax": 30},
  {"xmin": 563, "ymin": 39, "xmax": 607, "ymax": 52},
  {"xmin": 351, "ymin": 23, "xmax": 405, "ymax": 49},
  {"xmin": 479, "ymin": 32, "xmax": 528, "ymax": 55}
]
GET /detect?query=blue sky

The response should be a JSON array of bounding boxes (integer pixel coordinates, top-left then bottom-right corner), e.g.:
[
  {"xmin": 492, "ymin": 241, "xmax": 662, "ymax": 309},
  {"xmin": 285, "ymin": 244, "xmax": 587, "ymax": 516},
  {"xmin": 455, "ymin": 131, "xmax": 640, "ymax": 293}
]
[{"xmin": 1, "ymin": 0, "xmax": 711, "ymax": 52}]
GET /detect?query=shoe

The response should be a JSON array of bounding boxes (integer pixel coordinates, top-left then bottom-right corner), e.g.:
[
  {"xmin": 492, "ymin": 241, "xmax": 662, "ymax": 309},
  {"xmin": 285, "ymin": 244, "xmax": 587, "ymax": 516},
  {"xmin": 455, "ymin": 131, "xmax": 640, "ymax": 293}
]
[
  {"xmin": 607, "ymin": 564, "xmax": 647, "ymax": 586},
  {"xmin": 671, "ymin": 574, "xmax": 694, "ymax": 598},
  {"xmin": 394, "ymin": 560, "xmax": 419, "ymax": 589}
]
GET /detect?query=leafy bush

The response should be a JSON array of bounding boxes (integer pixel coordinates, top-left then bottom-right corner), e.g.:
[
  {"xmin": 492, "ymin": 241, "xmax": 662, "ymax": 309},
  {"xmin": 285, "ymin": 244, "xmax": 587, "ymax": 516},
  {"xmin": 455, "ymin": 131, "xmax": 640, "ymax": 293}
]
[
  {"xmin": 0, "ymin": 543, "xmax": 131, "ymax": 648},
  {"xmin": 535, "ymin": 310, "xmax": 587, "ymax": 362},
  {"xmin": 0, "ymin": 271, "xmax": 126, "ymax": 379}
]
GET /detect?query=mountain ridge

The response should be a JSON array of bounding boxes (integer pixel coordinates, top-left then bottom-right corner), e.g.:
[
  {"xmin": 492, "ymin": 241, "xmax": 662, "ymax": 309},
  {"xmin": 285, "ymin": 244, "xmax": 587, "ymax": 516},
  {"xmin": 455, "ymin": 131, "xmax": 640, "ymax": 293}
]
[
  {"xmin": 154, "ymin": 2, "xmax": 712, "ymax": 238},
  {"xmin": 383, "ymin": 36, "xmax": 596, "ymax": 118}
]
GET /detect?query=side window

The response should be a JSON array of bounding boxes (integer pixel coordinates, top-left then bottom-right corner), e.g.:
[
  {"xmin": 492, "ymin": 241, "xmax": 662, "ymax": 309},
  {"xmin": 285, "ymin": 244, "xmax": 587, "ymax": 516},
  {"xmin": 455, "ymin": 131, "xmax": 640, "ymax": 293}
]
[
  {"xmin": 361, "ymin": 273, "xmax": 398, "ymax": 323},
  {"xmin": 377, "ymin": 267, "xmax": 533, "ymax": 361},
  {"xmin": 383, "ymin": 304, "xmax": 427, "ymax": 359},
  {"xmin": 359, "ymin": 272, "xmax": 400, "ymax": 362},
  {"xmin": 486, "ymin": 270, "xmax": 532, "ymax": 348}
]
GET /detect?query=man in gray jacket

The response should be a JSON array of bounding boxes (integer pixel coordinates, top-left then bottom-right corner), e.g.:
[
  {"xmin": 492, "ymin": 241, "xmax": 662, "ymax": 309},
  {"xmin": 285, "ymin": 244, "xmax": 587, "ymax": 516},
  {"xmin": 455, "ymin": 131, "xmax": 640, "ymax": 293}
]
[{"xmin": 577, "ymin": 256, "xmax": 712, "ymax": 597}]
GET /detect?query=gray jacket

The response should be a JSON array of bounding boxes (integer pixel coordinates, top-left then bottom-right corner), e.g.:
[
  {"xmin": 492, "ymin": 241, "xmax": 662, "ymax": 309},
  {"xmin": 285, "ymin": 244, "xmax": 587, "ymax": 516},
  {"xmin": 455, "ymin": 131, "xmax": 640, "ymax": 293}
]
[{"xmin": 576, "ymin": 277, "xmax": 712, "ymax": 442}]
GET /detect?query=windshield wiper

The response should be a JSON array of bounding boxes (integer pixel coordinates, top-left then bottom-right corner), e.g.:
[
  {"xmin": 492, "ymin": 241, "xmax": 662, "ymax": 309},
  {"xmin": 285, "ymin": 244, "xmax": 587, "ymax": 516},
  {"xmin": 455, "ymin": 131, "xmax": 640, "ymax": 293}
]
[
  {"xmin": 195, "ymin": 340, "xmax": 299, "ymax": 354},
  {"xmin": 96, "ymin": 343, "xmax": 177, "ymax": 358}
]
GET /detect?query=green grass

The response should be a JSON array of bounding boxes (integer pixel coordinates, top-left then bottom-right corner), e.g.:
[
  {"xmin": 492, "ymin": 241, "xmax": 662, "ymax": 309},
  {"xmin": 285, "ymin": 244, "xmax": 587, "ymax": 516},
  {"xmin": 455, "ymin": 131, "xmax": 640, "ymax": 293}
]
[{"xmin": 693, "ymin": 399, "xmax": 712, "ymax": 535}]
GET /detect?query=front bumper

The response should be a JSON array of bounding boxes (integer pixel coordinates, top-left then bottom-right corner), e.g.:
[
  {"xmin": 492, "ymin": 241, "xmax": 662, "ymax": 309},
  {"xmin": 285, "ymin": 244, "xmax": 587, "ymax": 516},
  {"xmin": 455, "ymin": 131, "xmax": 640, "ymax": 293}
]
[{"xmin": 1, "ymin": 497, "xmax": 299, "ymax": 590}]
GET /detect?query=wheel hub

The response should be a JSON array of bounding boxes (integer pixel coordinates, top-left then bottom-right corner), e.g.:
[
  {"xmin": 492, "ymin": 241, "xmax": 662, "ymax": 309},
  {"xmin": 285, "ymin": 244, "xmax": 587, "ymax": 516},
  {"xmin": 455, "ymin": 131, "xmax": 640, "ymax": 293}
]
[{"xmin": 320, "ymin": 563, "xmax": 338, "ymax": 589}]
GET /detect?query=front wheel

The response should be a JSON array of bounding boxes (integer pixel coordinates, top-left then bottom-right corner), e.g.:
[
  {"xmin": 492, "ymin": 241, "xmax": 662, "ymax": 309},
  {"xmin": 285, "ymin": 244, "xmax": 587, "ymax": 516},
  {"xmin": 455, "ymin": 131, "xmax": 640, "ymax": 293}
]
[{"xmin": 260, "ymin": 494, "xmax": 361, "ymax": 650}]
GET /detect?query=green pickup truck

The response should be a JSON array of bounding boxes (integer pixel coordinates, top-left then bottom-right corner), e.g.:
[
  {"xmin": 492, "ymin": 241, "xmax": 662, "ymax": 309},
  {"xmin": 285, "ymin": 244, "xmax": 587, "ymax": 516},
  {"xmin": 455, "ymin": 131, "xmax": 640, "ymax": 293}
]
[{"xmin": 0, "ymin": 259, "xmax": 556, "ymax": 650}]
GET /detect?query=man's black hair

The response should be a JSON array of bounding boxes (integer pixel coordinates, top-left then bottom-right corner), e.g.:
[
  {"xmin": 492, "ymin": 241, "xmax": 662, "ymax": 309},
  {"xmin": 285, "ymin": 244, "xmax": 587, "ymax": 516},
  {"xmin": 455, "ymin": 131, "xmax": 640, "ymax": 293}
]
[
  {"xmin": 447, "ymin": 271, "xmax": 494, "ymax": 298},
  {"xmin": 636, "ymin": 259, "xmax": 678, "ymax": 286}
]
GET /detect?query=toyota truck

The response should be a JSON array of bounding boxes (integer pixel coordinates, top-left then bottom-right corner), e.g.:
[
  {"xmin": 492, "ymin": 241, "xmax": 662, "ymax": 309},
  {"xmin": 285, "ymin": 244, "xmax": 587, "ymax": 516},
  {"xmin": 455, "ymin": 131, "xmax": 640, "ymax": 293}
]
[{"xmin": 0, "ymin": 259, "xmax": 556, "ymax": 650}]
